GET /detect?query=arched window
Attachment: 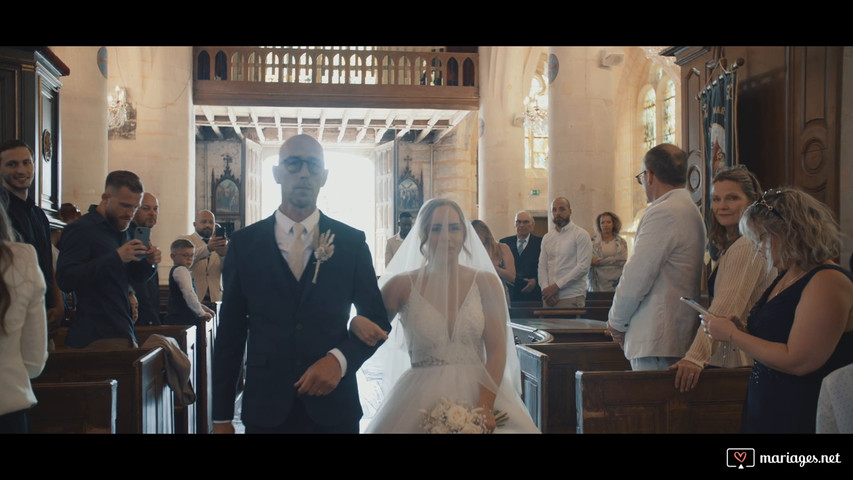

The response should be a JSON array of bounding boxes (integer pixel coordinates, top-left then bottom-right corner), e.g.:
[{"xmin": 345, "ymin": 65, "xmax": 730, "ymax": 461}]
[
  {"xmin": 663, "ymin": 80, "xmax": 676, "ymax": 144},
  {"xmin": 524, "ymin": 70, "xmax": 548, "ymax": 169},
  {"xmin": 197, "ymin": 50, "xmax": 210, "ymax": 80},
  {"xmin": 642, "ymin": 88, "xmax": 656, "ymax": 151}
]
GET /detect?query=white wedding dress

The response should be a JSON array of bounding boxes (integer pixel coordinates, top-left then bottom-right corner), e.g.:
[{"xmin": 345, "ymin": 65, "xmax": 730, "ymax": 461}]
[{"xmin": 364, "ymin": 271, "xmax": 540, "ymax": 434}]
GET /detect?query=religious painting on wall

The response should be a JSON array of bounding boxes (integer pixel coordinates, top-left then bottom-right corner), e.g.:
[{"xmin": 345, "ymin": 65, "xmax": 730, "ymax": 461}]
[
  {"xmin": 212, "ymin": 154, "xmax": 242, "ymax": 229},
  {"xmin": 396, "ymin": 156, "xmax": 423, "ymax": 216}
]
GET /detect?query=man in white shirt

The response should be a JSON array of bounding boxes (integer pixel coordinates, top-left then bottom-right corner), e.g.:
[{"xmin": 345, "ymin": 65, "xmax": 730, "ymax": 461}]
[
  {"xmin": 538, "ymin": 196, "xmax": 592, "ymax": 308},
  {"xmin": 384, "ymin": 211, "xmax": 413, "ymax": 266},
  {"xmin": 606, "ymin": 143, "xmax": 706, "ymax": 371}
]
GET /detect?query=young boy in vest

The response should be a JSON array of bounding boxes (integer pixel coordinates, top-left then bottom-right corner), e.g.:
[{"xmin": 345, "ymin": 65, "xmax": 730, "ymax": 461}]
[{"xmin": 165, "ymin": 238, "xmax": 215, "ymax": 325}]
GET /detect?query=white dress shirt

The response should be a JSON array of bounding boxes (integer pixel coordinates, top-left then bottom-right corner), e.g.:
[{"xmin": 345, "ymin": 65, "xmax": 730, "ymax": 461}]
[
  {"xmin": 273, "ymin": 208, "xmax": 347, "ymax": 375},
  {"xmin": 538, "ymin": 221, "xmax": 593, "ymax": 299}
]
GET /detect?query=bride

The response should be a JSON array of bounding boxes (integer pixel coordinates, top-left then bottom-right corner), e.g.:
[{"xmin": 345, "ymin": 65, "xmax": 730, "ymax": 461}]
[{"xmin": 352, "ymin": 198, "xmax": 540, "ymax": 433}]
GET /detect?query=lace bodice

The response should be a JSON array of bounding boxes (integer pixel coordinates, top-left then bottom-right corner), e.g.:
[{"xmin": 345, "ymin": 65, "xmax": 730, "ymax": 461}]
[{"xmin": 399, "ymin": 279, "xmax": 486, "ymax": 367}]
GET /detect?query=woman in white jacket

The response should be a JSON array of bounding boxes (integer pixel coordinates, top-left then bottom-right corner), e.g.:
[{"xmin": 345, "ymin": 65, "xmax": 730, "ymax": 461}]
[{"xmin": 0, "ymin": 202, "xmax": 48, "ymax": 433}]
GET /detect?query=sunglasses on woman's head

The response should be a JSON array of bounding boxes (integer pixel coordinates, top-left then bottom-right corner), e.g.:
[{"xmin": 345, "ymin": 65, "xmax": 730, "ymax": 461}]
[{"xmin": 752, "ymin": 189, "xmax": 784, "ymax": 219}]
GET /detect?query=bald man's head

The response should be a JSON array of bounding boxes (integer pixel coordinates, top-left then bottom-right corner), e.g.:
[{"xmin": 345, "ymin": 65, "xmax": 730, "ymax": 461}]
[{"xmin": 194, "ymin": 209, "xmax": 216, "ymax": 238}]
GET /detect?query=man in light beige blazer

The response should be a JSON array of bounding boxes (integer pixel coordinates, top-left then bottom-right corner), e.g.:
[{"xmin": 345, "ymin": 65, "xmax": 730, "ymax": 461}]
[
  {"xmin": 607, "ymin": 144, "xmax": 706, "ymax": 371},
  {"xmin": 181, "ymin": 209, "xmax": 228, "ymax": 307}
]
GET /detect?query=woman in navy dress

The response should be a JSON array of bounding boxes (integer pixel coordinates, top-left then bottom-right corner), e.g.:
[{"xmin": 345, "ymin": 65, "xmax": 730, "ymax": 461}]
[{"xmin": 704, "ymin": 187, "xmax": 853, "ymax": 433}]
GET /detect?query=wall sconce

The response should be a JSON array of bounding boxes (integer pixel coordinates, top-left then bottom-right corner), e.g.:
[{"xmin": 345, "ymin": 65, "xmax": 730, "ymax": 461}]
[
  {"xmin": 107, "ymin": 85, "xmax": 129, "ymax": 130},
  {"xmin": 600, "ymin": 49, "xmax": 625, "ymax": 68}
]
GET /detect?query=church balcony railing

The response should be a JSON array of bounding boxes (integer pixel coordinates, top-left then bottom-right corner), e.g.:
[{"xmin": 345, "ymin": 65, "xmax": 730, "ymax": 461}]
[{"xmin": 193, "ymin": 47, "xmax": 479, "ymax": 110}]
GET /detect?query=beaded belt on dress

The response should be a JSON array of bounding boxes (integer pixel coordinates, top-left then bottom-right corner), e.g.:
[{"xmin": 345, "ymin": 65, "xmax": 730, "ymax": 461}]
[{"xmin": 412, "ymin": 357, "xmax": 449, "ymax": 367}]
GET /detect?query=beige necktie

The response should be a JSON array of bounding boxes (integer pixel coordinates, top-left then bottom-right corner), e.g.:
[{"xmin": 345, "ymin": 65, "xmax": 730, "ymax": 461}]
[{"xmin": 289, "ymin": 223, "xmax": 305, "ymax": 279}]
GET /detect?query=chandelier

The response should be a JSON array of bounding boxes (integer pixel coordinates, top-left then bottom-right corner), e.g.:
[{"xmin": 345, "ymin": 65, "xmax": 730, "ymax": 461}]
[
  {"xmin": 523, "ymin": 96, "xmax": 548, "ymax": 136},
  {"xmin": 107, "ymin": 85, "xmax": 129, "ymax": 130}
]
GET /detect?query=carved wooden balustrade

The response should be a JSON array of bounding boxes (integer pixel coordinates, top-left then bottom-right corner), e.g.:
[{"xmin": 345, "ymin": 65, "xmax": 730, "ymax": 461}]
[{"xmin": 193, "ymin": 47, "xmax": 479, "ymax": 110}]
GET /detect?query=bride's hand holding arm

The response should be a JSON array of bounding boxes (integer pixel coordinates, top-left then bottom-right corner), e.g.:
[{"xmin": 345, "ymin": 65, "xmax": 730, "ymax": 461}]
[{"xmin": 349, "ymin": 316, "xmax": 388, "ymax": 346}]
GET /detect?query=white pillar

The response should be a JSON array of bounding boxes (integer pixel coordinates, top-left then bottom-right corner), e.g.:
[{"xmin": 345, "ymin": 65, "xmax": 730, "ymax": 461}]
[
  {"xmin": 547, "ymin": 46, "xmax": 619, "ymax": 236},
  {"xmin": 478, "ymin": 46, "xmax": 538, "ymax": 237}
]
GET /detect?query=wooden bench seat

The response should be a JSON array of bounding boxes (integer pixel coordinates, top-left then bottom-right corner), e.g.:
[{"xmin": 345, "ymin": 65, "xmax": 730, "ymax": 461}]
[
  {"xmin": 575, "ymin": 368, "xmax": 752, "ymax": 433},
  {"xmin": 30, "ymin": 380, "xmax": 118, "ymax": 433},
  {"xmin": 516, "ymin": 342, "xmax": 631, "ymax": 433},
  {"xmin": 33, "ymin": 346, "xmax": 174, "ymax": 434}
]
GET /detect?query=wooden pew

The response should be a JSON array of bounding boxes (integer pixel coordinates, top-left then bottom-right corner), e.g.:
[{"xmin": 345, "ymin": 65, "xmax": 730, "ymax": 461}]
[
  {"xmin": 193, "ymin": 316, "xmax": 215, "ymax": 434},
  {"xmin": 511, "ymin": 318, "xmax": 611, "ymax": 343},
  {"xmin": 516, "ymin": 342, "xmax": 631, "ymax": 433},
  {"xmin": 585, "ymin": 291, "xmax": 614, "ymax": 308},
  {"xmin": 575, "ymin": 368, "xmax": 752, "ymax": 433},
  {"xmin": 33, "ymin": 346, "xmax": 174, "ymax": 434},
  {"xmin": 532, "ymin": 306, "xmax": 611, "ymax": 321},
  {"xmin": 30, "ymin": 380, "xmax": 118, "ymax": 434},
  {"xmin": 136, "ymin": 325, "xmax": 197, "ymax": 434},
  {"xmin": 157, "ymin": 285, "xmax": 218, "ymax": 433},
  {"xmin": 511, "ymin": 322, "xmax": 554, "ymax": 345}
]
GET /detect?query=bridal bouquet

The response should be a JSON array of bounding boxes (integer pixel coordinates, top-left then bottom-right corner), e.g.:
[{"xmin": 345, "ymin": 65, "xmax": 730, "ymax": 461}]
[
  {"xmin": 420, "ymin": 398, "xmax": 509, "ymax": 434},
  {"xmin": 420, "ymin": 398, "xmax": 487, "ymax": 434}
]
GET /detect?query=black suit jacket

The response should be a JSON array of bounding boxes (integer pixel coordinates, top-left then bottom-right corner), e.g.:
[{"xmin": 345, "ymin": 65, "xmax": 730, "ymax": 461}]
[
  {"xmin": 499, "ymin": 234, "xmax": 542, "ymax": 303},
  {"xmin": 212, "ymin": 212, "xmax": 390, "ymax": 430}
]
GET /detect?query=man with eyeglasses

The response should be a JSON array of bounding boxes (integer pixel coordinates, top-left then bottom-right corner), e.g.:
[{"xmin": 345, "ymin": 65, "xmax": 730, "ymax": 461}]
[
  {"xmin": 500, "ymin": 210, "xmax": 542, "ymax": 303},
  {"xmin": 212, "ymin": 134, "xmax": 390, "ymax": 434},
  {"xmin": 607, "ymin": 143, "xmax": 706, "ymax": 371}
]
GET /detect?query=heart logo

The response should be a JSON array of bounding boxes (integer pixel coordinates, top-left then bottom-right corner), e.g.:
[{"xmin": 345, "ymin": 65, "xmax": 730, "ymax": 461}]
[{"xmin": 734, "ymin": 451, "xmax": 747, "ymax": 463}]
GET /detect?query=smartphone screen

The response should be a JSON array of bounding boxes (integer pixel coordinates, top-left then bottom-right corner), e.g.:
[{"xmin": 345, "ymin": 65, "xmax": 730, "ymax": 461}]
[
  {"xmin": 679, "ymin": 296, "xmax": 714, "ymax": 317},
  {"xmin": 215, "ymin": 223, "xmax": 226, "ymax": 238},
  {"xmin": 133, "ymin": 226, "xmax": 151, "ymax": 259}
]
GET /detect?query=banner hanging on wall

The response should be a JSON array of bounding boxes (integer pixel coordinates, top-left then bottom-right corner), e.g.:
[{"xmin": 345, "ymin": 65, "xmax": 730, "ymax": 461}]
[{"xmin": 700, "ymin": 70, "xmax": 738, "ymax": 179}]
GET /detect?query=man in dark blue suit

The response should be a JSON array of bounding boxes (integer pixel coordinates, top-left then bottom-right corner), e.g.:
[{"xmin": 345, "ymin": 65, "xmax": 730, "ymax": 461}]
[
  {"xmin": 499, "ymin": 210, "xmax": 542, "ymax": 304},
  {"xmin": 212, "ymin": 134, "xmax": 390, "ymax": 434}
]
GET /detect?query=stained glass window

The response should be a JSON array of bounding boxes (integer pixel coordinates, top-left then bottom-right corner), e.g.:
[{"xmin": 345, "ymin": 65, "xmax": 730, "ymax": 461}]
[
  {"xmin": 643, "ymin": 89, "xmax": 656, "ymax": 151},
  {"xmin": 663, "ymin": 80, "xmax": 676, "ymax": 144}
]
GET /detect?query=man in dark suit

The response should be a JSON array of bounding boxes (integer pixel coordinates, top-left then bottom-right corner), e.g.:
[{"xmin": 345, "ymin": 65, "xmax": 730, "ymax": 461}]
[
  {"xmin": 212, "ymin": 134, "xmax": 390, "ymax": 434},
  {"xmin": 499, "ymin": 210, "xmax": 542, "ymax": 304},
  {"xmin": 129, "ymin": 192, "xmax": 161, "ymax": 326}
]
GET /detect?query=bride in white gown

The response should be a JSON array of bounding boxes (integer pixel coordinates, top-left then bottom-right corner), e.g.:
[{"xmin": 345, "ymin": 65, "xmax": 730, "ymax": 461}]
[{"xmin": 353, "ymin": 198, "xmax": 540, "ymax": 433}]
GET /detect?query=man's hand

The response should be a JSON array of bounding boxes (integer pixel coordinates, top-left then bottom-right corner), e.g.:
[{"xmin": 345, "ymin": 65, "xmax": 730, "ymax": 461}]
[
  {"xmin": 145, "ymin": 244, "xmax": 162, "ymax": 265},
  {"xmin": 542, "ymin": 283, "xmax": 560, "ymax": 305},
  {"xmin": 208, "ymin": 234, "xmax": 228, "ymax": 256},
  {"xmin": 520, "ymin": 278, "xmax": 537, "ymax": 293},
  {"xmin": 213, "ymin": 422, "xmax": 235, "ymax": 434},
  {"xmin": 294, "ymin": 354, "xmax": 342, "ymax": 396},
  {"xmin": 606, "ymin": 321, "xmax": 625, "ymax": 349},
  {"xmin": 117, "ymin": 239, "xmax": 149, "ymax": 263}
]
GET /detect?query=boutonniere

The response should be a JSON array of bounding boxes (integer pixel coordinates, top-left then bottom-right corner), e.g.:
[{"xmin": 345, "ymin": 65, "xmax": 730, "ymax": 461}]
[{"xmin": 312, "ymin": 229, "xmax": 335, "ymax": 284}]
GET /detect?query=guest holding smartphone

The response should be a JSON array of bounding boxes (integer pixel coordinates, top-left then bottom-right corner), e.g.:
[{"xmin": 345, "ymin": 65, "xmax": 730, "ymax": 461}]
[
  {"xmin": 704, "ymin": 186, "xmax": 853, "ymax": 433},
  {"xmin": 670, "ymin": 166, "xmax": 776, "ymax": 392}
]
